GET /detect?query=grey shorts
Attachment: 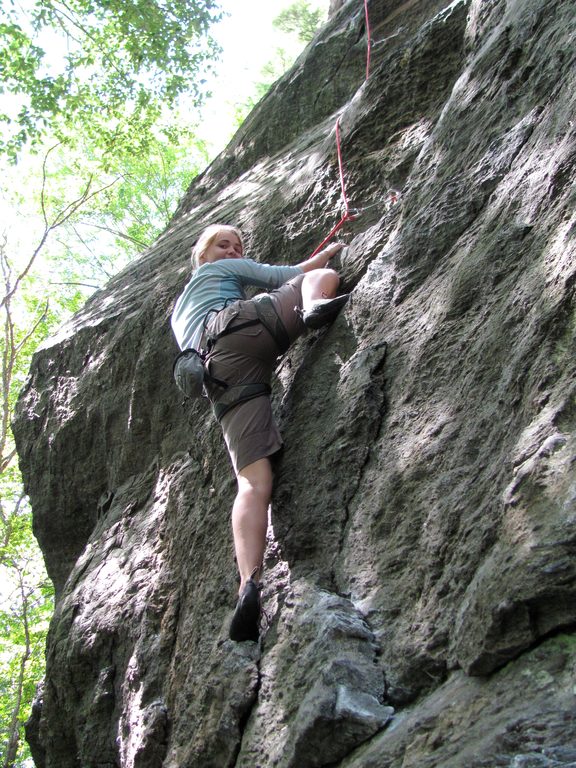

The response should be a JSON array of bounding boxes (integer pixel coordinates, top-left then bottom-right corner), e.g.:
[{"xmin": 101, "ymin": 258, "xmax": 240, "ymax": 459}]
[{"xmin": 203, "ymin": 273, "xmax": 306, "ymax": 474}]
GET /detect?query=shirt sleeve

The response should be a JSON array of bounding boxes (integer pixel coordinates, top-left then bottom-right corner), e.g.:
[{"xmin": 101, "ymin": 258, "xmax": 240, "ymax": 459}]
[{"xmin": 225, "ymin": 259, "xmax": 302, "ymax": 289}]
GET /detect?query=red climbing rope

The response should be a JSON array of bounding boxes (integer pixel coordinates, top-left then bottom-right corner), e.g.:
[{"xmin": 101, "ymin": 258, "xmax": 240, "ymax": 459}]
[
  {"xmin": 308, "ymin": 0, "xmax": 372, "ymax": 257},
  {"xmin": 309, "ymin": 117, "xmax": 356, "ymax": 257},
  {"xmin": 364, "ymin": 0, "xmax": 372, "ymax": 80},
  {"xmin": 308, "ymin": 212, "xmax": 355, "ymax": 258},
  {"xmin": 335, "ymin": 117, "xmax": 351, "ymax": 214}
]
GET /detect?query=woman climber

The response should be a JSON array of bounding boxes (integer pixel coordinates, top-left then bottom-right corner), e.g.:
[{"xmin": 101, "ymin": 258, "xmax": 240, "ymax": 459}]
[{"xmin": 171, "ymin": 224, "xmax": 348, "ymax": 642}]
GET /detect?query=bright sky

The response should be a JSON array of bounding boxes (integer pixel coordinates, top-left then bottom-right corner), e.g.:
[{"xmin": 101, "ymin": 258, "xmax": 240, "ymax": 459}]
[{"xmin": 196, "ymin": 0, "xmax": 329, "ymax": 155}]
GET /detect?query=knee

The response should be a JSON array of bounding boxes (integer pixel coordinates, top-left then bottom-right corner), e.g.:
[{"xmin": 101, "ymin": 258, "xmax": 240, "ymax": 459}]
[
  {"xmin": 237, "ymin": 476, "xmax": 270, "ymax": 501},
  {"xmin": 304, "ymin": 268, "xmax": 340, "ymax": 296},
  {"xmin": 236, "ymin": 460, "xmax": 273, "ymax": 501},
  {"xmin": 320, "ymin": 267, "xmax": 340, "ymax": 286},
  {"xmin": 315, "ymin": 267, "xmax": 339, "ymax": 282}
]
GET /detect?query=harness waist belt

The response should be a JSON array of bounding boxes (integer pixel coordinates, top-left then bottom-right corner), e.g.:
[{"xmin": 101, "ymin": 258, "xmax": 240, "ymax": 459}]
[{"xmin": 202, "ymin": 295, "xmax": 289, "ymax": 419}]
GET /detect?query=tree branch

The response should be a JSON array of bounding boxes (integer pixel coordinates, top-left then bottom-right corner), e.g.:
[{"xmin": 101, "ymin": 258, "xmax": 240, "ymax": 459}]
[
  {"xmin": 77, "ymin": 219, "xmax": 150, "ymax": 247},
  {"xmin": 48, "ymin": 281, "xmax": 101, "ymax": 289},
  {"xmin": 14, "ymin": 301, "xmax": 49, "ymax": 357},
  {"xmin": 0, "ymin": 153, "xmax": 122, "ymax": 309}
]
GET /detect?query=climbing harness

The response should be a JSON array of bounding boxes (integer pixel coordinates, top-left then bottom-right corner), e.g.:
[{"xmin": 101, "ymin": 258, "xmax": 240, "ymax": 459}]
[
  {"xmin": 173, "ymin": 296, "xmax": 290, "ymax": 422},
  {"xmin": 205, "ymin": 295, "xmax": 290, "ymax": 422},
  {"xmin": 202, "ymin": 296, "xmax": 290, "ymax": 357}
]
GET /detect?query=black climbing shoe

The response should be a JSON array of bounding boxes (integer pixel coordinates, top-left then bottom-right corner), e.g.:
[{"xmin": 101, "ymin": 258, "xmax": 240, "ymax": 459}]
[
  {"xmin": 302, "ymin": 294, "xmax": 350, "ymax": 329},
  {"xmin": 229, "ymin": 577, "xmax": 261, "ymax": 642}
]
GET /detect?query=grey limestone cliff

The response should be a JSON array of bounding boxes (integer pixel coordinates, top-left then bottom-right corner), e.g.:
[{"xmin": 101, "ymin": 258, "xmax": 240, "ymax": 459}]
[{"xmin": 13, "ymin": 0, "xmax": 576, "ymax": 766}]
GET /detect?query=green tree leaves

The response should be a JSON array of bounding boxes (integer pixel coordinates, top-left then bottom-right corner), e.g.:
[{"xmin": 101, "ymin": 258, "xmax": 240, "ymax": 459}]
[
  {"xmin": 1, "ymin": 235, "xmax": 55, "ymax": 766},
  {"xmin": 273, "ymin": 0, "xmax": 325, "ymax": 42},
  {"xmin": 0, "ymin": 496, "xmax": 53, "ymax": 768},
  {"xmin": 0, "ymin": 0, "xmax": 222, "ymax": 160}
]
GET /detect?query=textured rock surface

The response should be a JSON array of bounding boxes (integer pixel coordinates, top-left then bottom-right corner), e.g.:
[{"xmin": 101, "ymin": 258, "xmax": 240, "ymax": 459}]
[{"xmin": 13, "ymin": 0, "xmax": 576, "ymax": 766}]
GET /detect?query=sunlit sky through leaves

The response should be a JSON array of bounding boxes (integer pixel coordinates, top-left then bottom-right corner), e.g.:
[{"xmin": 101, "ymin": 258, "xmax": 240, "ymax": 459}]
[
  {"xmin": 0, "ymin": 0, "xmax": 329, "ymax": 287},
  {"xmin": 196, "ymin": 0, "xmax": 329, "ymax": 157}
]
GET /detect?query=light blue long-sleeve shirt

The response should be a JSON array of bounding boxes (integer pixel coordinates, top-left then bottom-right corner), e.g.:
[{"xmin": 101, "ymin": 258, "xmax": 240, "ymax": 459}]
[{"xmin": 171, "ymin": 258, "xmax": 303, "ymax": 350}]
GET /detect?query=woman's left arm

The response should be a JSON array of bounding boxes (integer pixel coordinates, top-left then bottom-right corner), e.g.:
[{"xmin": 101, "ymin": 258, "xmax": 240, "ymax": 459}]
[{"xmin": 296, "ymin": 242, "xmax": 346, "ymax": 272}]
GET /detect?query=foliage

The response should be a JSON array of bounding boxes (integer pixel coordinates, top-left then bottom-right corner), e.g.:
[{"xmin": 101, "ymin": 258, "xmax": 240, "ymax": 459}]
[
  {"xmin": 1, "ymin": 232, "xmax": 58, "ymax": 767},
  {"xmin": 273, "ymin": 0, "xmax": 325, "ymax": 43},
  {"xmin": 77, "ymin": 136, "xmax": 210, "ymax": 258},
  {"xmin": 37, "ymin": 134, "xmax": 209, "ymax": 290},
  {"xmin": 0, "ymin": 0, "xmax": 223, "ymax": 162},
  {"xmin": 0, "ymin": 499, "xmax": 53, "ymax": 768}
]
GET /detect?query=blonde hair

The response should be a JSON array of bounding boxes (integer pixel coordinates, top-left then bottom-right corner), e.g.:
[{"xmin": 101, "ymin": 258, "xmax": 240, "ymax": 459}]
[{"xmin": 191, "ymin": 224, "xmax": 244, "ymax": 268}]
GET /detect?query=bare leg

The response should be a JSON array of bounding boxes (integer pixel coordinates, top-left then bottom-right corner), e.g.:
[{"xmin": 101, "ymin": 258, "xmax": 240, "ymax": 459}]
[
  {"xmin": 301, "ymin": 268, "xmax": 340, "ymax": 311},
  {"xmin": 232, "ymin": 457, "xmax": 273, "ymax": 594},
  {"xmin": 230, "ymin": 268, "xmax": 340, "ymax": 595}
]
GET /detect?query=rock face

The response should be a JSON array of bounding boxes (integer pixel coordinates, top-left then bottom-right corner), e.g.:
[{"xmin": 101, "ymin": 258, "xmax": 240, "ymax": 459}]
[{"xmin": 13, "ymin": 0, "xmax": 576, "ymax": 766}]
